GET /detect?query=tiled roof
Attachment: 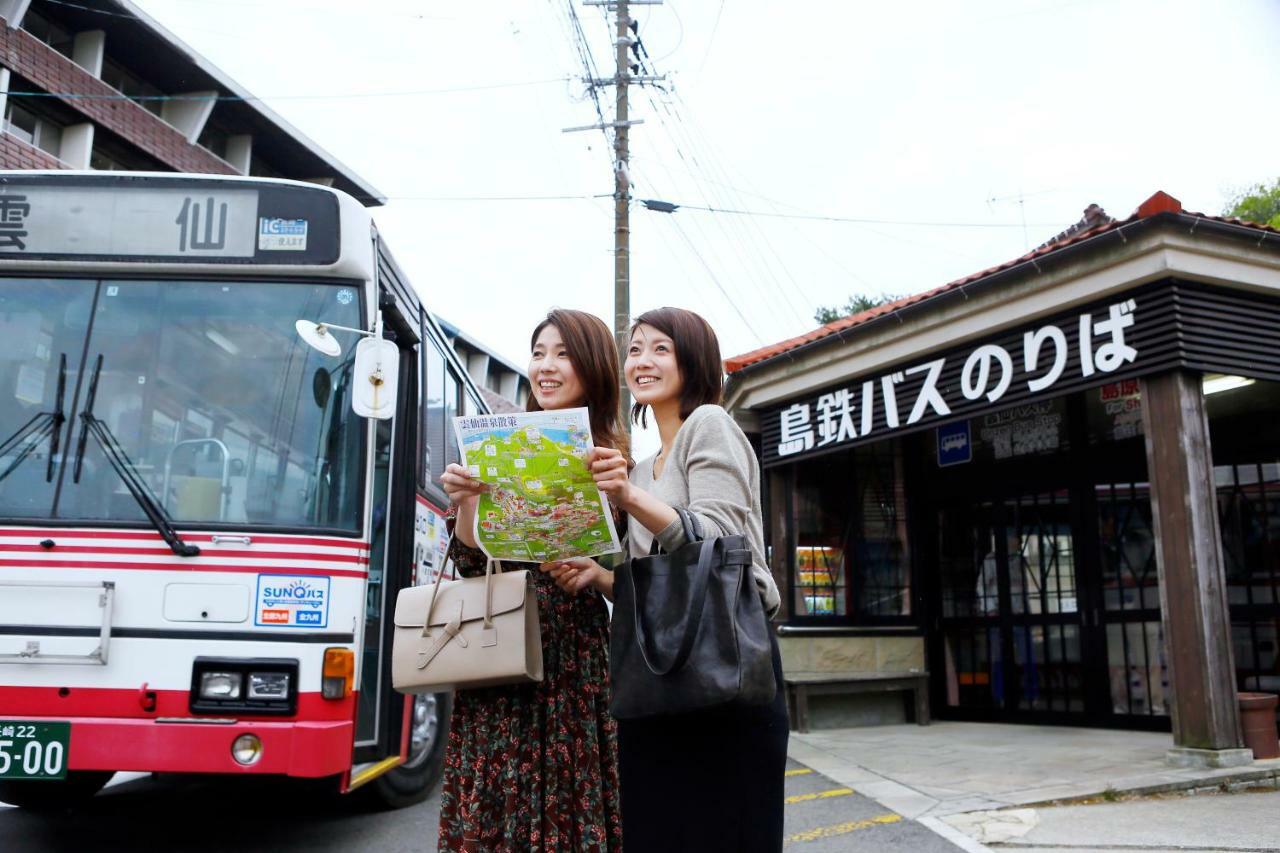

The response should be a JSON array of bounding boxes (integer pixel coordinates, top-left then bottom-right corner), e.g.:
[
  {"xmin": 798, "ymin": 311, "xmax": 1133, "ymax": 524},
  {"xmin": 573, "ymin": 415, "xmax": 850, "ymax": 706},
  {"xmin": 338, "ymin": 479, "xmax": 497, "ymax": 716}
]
[{"xmin": 723, "ymin": 191, "xmax": 1280, "ymax": 374}]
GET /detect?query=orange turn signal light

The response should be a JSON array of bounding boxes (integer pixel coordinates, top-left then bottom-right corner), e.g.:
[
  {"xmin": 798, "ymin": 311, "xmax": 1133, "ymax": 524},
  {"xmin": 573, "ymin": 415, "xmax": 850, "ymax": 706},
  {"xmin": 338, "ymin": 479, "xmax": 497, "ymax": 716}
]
[{"xmin": 322, "ymin": 647, "xmax": 354, "ymax": 700}]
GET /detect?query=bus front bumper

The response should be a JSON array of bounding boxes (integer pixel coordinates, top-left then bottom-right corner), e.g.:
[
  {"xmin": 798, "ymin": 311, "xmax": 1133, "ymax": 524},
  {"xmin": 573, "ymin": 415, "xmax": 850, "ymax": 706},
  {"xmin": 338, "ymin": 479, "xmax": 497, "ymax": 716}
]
[{"xmin": 34, "ymin": 716, "xmax": 354, "ymax": 778}]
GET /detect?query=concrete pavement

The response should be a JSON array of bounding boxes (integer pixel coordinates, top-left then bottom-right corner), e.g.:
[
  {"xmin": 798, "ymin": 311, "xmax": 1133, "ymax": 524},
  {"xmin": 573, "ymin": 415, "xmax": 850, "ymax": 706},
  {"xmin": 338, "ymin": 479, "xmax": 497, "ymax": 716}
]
[
  {"xmin": 787, "ymin": 721, "xmax": 1280, "ymax": 852},
  {"xmin": 789, "ymin": 722, "xmax": 1280, "ymax": 818},
  {"xmin": 991, "ymin": 786, "xmax": 1280, "ymax": 852}
]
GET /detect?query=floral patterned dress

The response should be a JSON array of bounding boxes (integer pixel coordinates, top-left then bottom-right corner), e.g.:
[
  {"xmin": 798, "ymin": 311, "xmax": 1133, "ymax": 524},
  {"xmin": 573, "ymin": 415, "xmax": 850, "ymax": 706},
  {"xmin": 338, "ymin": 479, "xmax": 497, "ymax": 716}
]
[{"xmin": 436, "ymin": 530, "xmax": 623, "ymax": 852}]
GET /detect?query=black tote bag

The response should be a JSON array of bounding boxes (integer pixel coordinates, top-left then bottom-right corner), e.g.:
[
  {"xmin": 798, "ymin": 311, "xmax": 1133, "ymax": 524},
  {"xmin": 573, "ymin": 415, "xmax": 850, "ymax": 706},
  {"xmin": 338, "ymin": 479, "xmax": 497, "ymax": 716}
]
[{"xmin": 609, "ymin": 507, "xmax": 776, "ymax": 719}]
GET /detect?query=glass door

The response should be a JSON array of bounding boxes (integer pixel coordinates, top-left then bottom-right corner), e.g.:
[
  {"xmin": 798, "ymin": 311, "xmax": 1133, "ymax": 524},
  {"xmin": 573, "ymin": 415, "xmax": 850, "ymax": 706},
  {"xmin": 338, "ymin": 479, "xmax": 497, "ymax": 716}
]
[
  {"xmin": 936, "ymin": 491, "xmax": 1090, "ymax": 718},
  {"xmin": 1095, "ymin": 480, "xmax": 1168, "ymax": 718},
  {"xmin": 1003, "ymin": 490, "xmax": 1086, "ymax": 714},
  {"xmin": 937, "ymin": 499, "xmax": 1004, "ymax": 711},
  {"xmin": 355, "ymin": 416, "xmax": 394, "ymax": 746}
]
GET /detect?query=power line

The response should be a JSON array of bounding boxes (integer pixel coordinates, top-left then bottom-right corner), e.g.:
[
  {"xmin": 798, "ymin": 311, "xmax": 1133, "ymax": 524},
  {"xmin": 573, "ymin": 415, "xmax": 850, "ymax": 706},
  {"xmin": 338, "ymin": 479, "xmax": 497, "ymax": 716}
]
[
  {"xmin": 386, "ymin": 193, "xmax": 612, "ymax": 202},
  {"xmin": 6, "ymin": 77, "xmax": 574, "ymax": 103},
  {"xmin": 698, "ymin": 0, "xmax": 726, "ymax": 73},
  {"xmin": 654, "ymin": 87, "xmax": 817, "ymax": 322},
  {"xmin": 618, "ymin": 53, "xmax": 796, "ymax": 326},
  {"xmin": 635, "ymin": 83, "xmax": 811, "ymax": 328},
  {"xmin": 665, "ymin": 215, "xmax": 766, "ymax": 345},
  {"xmin": 43, "ymin": 0, "xmax": 147, "ymax": 19},
  {"xmin": 155, "ymin": 0, "xmax": 450, "ymax": 18},
  {"xmin": 51, "ymin": 0, "xmax": 441, "ymax": 21},
  {"xmin": 640, "ymin": 200, "xmax": 1065, "ymax": 228}
]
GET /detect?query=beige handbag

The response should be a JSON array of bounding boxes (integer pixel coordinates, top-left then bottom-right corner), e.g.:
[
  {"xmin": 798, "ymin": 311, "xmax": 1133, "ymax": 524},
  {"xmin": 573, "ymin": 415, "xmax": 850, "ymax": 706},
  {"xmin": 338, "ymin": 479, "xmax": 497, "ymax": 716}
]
[{"xmin": 391, "ymin": 537, "xmax": 543, "ymax": 695}]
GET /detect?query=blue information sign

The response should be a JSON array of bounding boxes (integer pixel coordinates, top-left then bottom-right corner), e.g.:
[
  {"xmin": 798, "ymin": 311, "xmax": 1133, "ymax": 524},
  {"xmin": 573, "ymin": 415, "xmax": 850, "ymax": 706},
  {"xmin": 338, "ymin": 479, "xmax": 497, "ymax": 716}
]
[{"xmin": 937, "ymin": 421, "xmax": 973, "ymax": 467}]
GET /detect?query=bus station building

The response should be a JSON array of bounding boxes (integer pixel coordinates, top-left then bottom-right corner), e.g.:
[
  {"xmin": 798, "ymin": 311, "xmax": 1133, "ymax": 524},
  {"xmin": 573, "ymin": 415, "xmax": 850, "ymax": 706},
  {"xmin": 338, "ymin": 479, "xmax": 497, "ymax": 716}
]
[{"xmin": 724, "ymin": 192, "xmax": 1280, "ymax": 766}]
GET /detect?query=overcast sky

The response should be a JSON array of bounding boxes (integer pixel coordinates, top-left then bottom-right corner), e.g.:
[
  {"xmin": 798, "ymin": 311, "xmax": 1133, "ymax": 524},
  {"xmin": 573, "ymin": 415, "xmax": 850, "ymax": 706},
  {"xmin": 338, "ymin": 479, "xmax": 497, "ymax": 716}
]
[{"xmin": 139, "ymin": 0, "xmax": 1280, "ymax": 452}]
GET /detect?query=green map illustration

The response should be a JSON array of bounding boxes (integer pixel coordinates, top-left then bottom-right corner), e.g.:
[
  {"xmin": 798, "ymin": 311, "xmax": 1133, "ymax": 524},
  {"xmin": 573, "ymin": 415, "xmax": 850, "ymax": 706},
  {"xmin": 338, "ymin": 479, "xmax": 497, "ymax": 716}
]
[{"xmin": 452, "ymin": 408, "xmax": 622, "ymax": 562}]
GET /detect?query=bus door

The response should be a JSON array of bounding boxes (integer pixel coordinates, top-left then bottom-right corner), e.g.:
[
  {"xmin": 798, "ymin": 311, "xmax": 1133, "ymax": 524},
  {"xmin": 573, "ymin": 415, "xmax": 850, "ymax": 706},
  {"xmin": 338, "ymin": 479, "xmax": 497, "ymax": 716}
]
[{"xmin": 353, "ymin": 331, "xmax": 419, "ymax": 764}]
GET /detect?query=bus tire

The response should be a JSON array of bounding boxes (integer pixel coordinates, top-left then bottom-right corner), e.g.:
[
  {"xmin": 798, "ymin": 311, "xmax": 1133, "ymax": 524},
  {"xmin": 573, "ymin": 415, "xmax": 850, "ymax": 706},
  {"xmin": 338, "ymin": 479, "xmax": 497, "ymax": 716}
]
[
  {"xmin": 362, "ymin": 691, "xmax": 451, "ymax": 810},
  {"xmin": 0, "ymin": 771, "xmax": 114, "ymax": 811}
]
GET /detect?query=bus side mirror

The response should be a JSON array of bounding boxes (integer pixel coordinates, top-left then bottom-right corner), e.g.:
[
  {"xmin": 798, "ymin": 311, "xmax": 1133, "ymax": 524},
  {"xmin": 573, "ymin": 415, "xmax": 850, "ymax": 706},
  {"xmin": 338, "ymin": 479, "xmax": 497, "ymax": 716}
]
[{"xmin": 352, "ymin": 338, "xmax": 400, "ymax": 420}]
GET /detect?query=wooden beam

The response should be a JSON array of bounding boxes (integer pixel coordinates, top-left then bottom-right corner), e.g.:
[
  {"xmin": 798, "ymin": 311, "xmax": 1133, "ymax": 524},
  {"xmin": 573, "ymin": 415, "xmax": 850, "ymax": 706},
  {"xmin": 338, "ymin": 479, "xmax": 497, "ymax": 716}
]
[{"xmin": 1139, "ymin": 370, "xmax": 1242, "ymax": 753}]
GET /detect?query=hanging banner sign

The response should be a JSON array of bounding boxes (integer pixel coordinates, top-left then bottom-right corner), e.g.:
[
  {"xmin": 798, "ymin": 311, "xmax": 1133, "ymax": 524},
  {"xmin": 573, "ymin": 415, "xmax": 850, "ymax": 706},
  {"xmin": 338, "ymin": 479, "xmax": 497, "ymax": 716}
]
[{"xmin": 762, "ymin": 295, "xmax": 1147, "ymax": 466}]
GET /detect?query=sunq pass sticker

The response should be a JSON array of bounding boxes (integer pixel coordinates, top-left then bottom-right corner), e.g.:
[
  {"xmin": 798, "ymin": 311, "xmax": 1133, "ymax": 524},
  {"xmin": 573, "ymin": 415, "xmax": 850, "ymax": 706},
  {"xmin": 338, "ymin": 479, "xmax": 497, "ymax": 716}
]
[{"xmin": 254, "ymin": 575, "xmax": 330, "ymax": 628}]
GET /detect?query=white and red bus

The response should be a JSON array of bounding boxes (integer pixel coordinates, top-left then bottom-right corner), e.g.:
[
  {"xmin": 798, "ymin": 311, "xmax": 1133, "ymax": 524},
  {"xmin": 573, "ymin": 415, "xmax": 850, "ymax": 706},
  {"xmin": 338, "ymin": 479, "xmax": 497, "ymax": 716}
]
[{"xmin": 0, "ymin": 171, "xmax": 484, "ymax": 809}]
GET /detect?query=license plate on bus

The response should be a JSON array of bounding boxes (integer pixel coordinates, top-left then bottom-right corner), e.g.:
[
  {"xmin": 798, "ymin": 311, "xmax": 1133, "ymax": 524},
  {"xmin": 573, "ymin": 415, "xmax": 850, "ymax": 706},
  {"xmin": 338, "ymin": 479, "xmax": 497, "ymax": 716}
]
[{"xmin": 0, "ymin": 722, "xmax": 70, "ymax": 780}]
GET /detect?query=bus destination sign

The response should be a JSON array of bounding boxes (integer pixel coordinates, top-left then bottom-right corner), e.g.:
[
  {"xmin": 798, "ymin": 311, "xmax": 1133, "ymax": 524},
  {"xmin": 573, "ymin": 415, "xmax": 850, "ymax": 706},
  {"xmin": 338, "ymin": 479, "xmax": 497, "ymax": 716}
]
[{"xmin": 0, "ymin": 178, "xmax": 340, "ymax": 264}]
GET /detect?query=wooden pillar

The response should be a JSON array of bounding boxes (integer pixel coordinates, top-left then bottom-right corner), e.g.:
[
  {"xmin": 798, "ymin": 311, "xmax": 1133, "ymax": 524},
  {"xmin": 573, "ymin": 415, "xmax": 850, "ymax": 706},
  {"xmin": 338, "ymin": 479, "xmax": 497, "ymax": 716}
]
[{"xmin": 1139, "ymin": 371, "xmax": 1250, "ymax": 767}]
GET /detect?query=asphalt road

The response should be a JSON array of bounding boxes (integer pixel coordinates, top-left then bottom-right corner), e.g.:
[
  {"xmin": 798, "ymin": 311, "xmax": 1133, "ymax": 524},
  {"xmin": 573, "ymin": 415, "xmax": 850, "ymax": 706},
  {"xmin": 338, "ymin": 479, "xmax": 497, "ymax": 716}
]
[
  {"xmin": 0, "ymin": 773, "xmax": 442, "ymax": 853},
  {"xmin": 0, "ymin": 760, "xmax": 963, "ymax": 852}
]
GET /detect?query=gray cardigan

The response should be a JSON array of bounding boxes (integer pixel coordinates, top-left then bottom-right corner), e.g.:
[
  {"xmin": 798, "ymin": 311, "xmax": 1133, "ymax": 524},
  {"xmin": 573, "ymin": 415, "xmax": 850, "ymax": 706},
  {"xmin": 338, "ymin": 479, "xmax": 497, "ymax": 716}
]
[{"xmin": 627, "ymin": 404, "xmax": 782, "ymax": 618}]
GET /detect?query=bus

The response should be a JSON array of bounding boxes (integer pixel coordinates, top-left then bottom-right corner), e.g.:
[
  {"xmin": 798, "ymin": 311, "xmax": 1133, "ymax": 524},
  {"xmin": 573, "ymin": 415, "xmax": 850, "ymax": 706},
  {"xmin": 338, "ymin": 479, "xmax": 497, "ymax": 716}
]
[{"xmin": 0, "ymin": 171, "xmax": 486, "ymax": 810}]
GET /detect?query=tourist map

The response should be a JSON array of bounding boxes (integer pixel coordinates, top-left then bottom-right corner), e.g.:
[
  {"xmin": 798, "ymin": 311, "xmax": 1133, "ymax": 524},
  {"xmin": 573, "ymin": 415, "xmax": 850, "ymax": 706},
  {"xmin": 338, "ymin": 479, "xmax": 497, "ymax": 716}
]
[{"xmin": 452, "ymin": 408, "xmax": 622, "ymax": 562}]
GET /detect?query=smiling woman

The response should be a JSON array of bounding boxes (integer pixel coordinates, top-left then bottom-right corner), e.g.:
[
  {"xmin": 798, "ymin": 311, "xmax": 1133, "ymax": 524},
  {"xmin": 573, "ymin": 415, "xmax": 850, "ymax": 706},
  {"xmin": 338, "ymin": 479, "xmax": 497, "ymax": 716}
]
[{"xmin": 434, "ymin": 308, "xmax": 630, "ymax": 852}]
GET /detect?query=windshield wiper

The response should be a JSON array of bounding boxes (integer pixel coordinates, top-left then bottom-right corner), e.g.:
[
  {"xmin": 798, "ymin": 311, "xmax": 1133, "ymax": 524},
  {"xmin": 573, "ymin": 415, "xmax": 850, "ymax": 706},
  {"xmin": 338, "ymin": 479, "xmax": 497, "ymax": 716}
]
[
  {"xmin": 72, "ymin": 355, "xmax": 200, "ymax": 558},
  {"xmin": 0, "ymin": 353, "xmax": 67, "ymax": 485},
  {"xmin": 46, "ymin": 353, "xmax": 66, "ymax": 483}
]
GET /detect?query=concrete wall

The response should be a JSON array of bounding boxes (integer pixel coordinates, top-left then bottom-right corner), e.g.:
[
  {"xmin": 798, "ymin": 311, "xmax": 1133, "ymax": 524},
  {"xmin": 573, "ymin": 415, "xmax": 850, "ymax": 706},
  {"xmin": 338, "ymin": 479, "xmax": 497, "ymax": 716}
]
[
  {"xmin": 778, "ymin": 634, "xmax": 925, "ymax": 675},
  {"xmin": 779, "ymin": 634, "xmax": 926, "ymax": 728}
]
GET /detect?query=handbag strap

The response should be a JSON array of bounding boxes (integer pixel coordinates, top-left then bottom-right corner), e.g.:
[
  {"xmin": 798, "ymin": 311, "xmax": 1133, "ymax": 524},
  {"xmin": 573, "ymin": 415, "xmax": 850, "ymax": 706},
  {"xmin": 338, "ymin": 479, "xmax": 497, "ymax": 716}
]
[
  {"xmin": 422, "ymin": 530, "xmax": 456, "ymax": 638},
  {"xmin": 630, "ymin": 530, "xmax": 718, "ymax": 677},
  {"xmin": 647, "ymin": 505, "xmax": 703, "ymax": 555},
  {"xmin": 483, "ymin": 557, "xmax": 503, "ymax": 629},
  {"xmin": 422, "ymin": 530, "xmax": 503, "ymax": 637}
]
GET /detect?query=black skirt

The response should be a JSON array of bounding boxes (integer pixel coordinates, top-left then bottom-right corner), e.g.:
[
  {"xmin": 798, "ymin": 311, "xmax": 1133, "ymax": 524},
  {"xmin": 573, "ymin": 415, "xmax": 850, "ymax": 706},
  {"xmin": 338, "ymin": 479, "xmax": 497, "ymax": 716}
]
[{"xmin": 616, "ymin": 636, "xmax": 789, "ymax": 853}]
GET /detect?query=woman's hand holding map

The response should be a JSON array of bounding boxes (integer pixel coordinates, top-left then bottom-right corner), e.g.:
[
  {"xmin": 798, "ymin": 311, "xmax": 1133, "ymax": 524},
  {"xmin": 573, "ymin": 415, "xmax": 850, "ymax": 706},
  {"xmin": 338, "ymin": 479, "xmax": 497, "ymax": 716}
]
[
  {"xmin": 540, "ymin": 556, "xmax": 614, "ymax": 600},
  {"xmin": 440, "ymin": 462, "xmax": 488, "ymax": 548},
  {"xmin": 587, "ymin": 446, "xmax": 631, "ymax": 506},
  {"xmin": 441, "ymin": 462, "xmax": 488, "ymax": 502}
]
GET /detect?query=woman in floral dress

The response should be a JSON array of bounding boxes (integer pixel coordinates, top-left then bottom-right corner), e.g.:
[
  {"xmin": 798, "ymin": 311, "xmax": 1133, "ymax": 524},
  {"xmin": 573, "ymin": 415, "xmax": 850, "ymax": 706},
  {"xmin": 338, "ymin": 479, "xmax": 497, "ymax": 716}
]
[{"xmin": 437, "ymin": 308, "xmax": 628, "ymax": 852}]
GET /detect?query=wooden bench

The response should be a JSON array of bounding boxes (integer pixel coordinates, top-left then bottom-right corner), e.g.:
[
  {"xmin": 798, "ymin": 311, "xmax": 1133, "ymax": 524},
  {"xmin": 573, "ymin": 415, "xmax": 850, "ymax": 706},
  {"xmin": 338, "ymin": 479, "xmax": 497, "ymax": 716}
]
[{"xmin": 784, "ymin": 671, "xmax": 930, "ymax": 733}]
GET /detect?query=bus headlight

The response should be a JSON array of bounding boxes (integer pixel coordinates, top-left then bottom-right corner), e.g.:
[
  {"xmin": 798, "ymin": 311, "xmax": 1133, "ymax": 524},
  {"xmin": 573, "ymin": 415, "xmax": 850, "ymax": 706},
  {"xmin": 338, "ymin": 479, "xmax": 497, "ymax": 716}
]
[
  {"xmin": 200, "ymin": 671, "xmax": 242, "ymax": 700},
  {"xmin": 231, "ymin": 734, "xmax": 263, "ymax": 766},
  {"xmin": 247, "ymin": 672, "xmax": 290, "ymax": 700},
  {"xmin": 190, "ymin": 658, "xmax": 298, "ymax": 716}
]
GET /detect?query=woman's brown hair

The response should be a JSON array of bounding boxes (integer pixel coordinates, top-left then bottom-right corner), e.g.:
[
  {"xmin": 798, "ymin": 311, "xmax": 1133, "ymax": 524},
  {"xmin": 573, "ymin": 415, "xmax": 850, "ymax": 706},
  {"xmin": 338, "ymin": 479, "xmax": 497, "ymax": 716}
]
[
  {"xmin": 527, "ymin": 308, "xmax": 632, "ymax": 463},
  {"xmin": 629, "ymin": 307, "xmax": 723, "ymax": 427}
]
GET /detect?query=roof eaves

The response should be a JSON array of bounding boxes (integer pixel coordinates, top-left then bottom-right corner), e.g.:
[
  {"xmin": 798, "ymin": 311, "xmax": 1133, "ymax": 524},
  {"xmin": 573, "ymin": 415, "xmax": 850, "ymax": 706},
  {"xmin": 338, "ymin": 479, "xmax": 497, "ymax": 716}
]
[
  {"xmin": 725, "ymin": 191, "xmax": 1280, "ymax": 376},
  {"xmin": 725, "ymin": 204, "xmax": 1280, "ymax": 379}
]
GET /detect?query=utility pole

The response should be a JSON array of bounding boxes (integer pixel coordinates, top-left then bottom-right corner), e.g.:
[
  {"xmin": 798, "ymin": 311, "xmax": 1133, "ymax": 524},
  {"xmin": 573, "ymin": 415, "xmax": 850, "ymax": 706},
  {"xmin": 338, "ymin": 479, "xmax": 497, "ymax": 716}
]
[
  {"xmin": 611, "ymin": 0, "xmax": 632, "ymax": 420},
  {"xmin": 573, "ymin": 0, "xmax": 664, "ymax": 426}
]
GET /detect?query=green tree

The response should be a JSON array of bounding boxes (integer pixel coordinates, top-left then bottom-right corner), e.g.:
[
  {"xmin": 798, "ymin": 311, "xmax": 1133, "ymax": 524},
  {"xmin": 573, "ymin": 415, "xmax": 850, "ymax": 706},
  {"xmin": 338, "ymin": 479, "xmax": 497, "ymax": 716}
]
[
  {"xmin": 1224, "ymin": 179, "xmax": 1280, "ymax": 228},
  {"xmin": 813, "ymin": 293, "xmax": 898, "ymax": 325}
]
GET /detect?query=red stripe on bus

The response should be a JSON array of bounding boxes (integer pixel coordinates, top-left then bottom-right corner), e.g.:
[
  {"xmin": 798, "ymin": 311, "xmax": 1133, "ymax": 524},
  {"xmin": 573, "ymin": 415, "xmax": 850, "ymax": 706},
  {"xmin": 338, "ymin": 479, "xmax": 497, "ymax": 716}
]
[
  {"xmin": 0, "ymin": 544, "xmax": 367, "ymax": 564},
  {"xmin": 0, "ymin": 686, "xmax": 355, "ymax": 722},
  {"xmin": 416, "ymin": 494, "xmax": 446, "ymax": 514},
  {"xmin": 0, "ymin": 528, "xmax": 370, "ymax": 552},
  {"xmin": 53, "ymin": 717, "xmax": 354, "ymax": 777},
  {"xmin": 0, "ymin": 559, "xmax": 366, "ymax": 578}
]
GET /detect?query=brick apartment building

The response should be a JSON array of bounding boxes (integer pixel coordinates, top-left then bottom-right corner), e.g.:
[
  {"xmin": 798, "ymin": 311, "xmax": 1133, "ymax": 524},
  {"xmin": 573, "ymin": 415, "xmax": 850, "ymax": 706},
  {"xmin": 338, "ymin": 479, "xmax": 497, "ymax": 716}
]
[{"xmin": 0, "ymin": 0, "xmax": 381, "ymax": 203}]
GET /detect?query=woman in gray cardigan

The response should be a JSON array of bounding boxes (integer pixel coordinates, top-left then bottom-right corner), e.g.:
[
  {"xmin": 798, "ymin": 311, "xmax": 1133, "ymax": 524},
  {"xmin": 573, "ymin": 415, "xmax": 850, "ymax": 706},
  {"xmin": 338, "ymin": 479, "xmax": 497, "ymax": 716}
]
[{"xmin": 544, "ymin": 306, "xmax": 788, "ymax": 853}]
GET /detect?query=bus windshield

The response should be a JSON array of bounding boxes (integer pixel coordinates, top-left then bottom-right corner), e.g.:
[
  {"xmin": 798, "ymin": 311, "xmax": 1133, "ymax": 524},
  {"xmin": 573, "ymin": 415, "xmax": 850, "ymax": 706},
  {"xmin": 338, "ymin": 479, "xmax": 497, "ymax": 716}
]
[{"xmin": 0, "ymin": 277, "xmax": 366, "ymax": 533}]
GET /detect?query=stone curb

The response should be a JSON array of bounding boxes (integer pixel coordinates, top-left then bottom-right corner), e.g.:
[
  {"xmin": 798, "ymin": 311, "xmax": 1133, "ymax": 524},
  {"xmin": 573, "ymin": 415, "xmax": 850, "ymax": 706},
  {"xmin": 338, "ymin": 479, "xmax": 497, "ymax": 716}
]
[{"xmin": 1004, "ymin": 766, "xmax": 1280, "ymax": 810}]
